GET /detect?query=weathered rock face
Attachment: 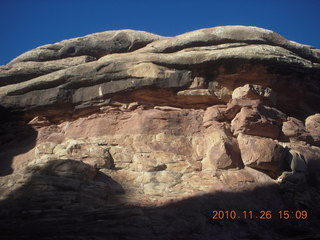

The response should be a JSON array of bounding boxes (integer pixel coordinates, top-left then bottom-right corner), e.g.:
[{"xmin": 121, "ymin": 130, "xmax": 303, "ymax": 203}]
[
  {"xmin": 1, "ymin": 26, "xmax": 320, "ymax": 121},
  {"xmin": 305, "ymin": 114, "xmax": 320, "ymax": 146},
  {"xmin": 0, "ymin": 26, "xmax": 320, "ymax": 239}
]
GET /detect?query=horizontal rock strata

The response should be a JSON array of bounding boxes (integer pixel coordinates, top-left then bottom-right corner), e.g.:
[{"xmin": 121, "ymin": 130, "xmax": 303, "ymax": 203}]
[{"xmin": 0, "ymin": 26, "xmax": 320, "ymax": 239}]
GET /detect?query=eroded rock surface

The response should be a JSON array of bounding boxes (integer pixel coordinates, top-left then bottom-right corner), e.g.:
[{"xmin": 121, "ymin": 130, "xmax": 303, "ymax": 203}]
[{"xmin": 0, "ymin": 26, "xmax": 320, "ymax": 239}]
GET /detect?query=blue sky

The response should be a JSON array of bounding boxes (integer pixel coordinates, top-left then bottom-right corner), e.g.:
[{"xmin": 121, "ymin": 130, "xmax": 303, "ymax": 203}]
[{"xmin": 1, "ymin": 0, "xmax": 320, "ymax": 65}]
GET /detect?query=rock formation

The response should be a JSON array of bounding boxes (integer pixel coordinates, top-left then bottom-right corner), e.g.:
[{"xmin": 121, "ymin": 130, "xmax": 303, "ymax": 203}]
[{"xmin": 0, "ymin": 26, "xmax": 320, "ymax": 239}]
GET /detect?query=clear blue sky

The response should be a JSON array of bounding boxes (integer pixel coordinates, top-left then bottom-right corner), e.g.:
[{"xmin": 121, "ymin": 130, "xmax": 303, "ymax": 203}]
[{"xmin": 1, "ymin": 0, "xmax": 320, "ymax": 65}]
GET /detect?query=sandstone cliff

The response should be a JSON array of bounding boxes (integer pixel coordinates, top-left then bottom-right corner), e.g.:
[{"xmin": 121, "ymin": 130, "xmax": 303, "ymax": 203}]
[{"xmin": 0, "ymin": 26, "xmax": 320, "ymax": 239}]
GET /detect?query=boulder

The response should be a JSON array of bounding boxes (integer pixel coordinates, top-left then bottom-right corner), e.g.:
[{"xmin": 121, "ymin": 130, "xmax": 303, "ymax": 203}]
[
  {"xmin": 237, "ymin": 133, "xmax": 287, "ymax": 172},
  {"xmin": 203, "ymin": 105, "xmax": 227, "ymax": 123},
  {"xmin": 305, "ymin": 114, "xmax": 320, "ymax": 146},
  {"xmin": 231, "ymin": 103, "xmax": 286, "ymax": 139},
  {"xmin": 224, "ymin": 98, "xmax": 261, "ymax": 120},
  {"xmin": 202, "ymin": 124, "xmax": 242, "ymax": 170},
  {"xmin": 285, "ymin": 143, "xmax": 320, "ymax": 179},
  {"xmin": 281, "ymin": 117, "xmax": 311, "ymax": 142},
  {"xmin": 232, "ymin": 84, "xmax": 277, "ymax": 105}
]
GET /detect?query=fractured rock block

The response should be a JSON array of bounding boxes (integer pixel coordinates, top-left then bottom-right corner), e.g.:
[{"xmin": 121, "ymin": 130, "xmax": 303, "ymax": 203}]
[
  {"xmin": 281, "ymin": 117, "xmax": 311, "ymax": 142},
  {"xmin": 203, "ymin": 105, "xmax": 227, "ymax": 123},
  {"xmin": 285, "ymin": 142, "xmax": 320, "ymax": 179},
  {"xmin": 237, "ymin": 133, "xmax": 287, "ymax": 172},
  {"xmin": 232, "ymin": 84, "xmax": 277, "ymax": 105},
  {"xmin": 305, "ymin": 114, "xmax": 320, "ymax": 146},
  {"xmin": 231, "ymin": 104, "xmax": 286, "ymax": 139},
  {"xmin": 202, "ymin": 124, "xmax": 242, "ymax": 170}
]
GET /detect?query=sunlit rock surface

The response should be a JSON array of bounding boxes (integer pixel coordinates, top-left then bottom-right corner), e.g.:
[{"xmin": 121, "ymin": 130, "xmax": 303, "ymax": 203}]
[{"xmin": 0, "ymin": 26, "xmax": 320, "ymax": 239}]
